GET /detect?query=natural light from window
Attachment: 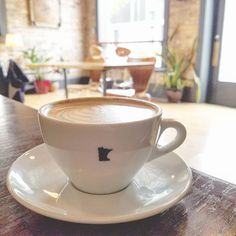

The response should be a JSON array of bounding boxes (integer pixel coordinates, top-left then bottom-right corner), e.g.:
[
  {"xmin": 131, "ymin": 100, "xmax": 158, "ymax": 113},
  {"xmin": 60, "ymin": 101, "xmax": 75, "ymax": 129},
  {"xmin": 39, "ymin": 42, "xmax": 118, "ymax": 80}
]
[
  {"xmin": 97, "ymin": 0, "xmax": 166, "ymax": 68},
  {"xmin": 218, "ymin": 0, "xmax": 236, "ymax": 83}
]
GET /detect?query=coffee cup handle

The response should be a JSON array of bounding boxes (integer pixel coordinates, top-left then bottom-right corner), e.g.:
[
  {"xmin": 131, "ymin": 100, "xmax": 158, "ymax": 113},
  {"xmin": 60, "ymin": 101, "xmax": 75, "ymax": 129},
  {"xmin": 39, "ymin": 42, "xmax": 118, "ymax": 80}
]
[{"xmin": 148, "ymin": 119, "xmax": 187, "ymax": 162}]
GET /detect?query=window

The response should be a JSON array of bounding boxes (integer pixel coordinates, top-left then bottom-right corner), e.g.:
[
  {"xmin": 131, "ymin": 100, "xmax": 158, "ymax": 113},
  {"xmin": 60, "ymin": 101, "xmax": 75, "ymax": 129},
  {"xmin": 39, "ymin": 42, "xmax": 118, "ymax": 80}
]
[{"xmin": 97, "ymin": 0, "xmax": 168, "ymax": 68}]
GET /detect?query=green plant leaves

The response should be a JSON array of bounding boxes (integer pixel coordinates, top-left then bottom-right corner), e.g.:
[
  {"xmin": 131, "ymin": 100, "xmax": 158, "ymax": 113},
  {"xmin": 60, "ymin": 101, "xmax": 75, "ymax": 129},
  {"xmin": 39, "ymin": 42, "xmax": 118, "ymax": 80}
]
[
  {"xmin": 158, "ymin": 25, "xmax": 198, "ymax": 90},
  {"xmin": 22, "ymin": 47, "xmax": 51, "ymax": 81},
  {"xmin": 160, "ymin": 41, "xmax": 196, "ymax": 89}
]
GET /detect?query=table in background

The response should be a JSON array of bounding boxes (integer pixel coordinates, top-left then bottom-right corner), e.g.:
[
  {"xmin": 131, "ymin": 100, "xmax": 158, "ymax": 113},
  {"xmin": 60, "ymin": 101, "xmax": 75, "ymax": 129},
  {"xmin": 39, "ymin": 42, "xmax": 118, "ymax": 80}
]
[
  {"xmin": 0, "ymin": 95, "xmax": 235, "ymax": 235},
  {"xmin": 26, "ymin": 61, "xmax": 153, "ymax": 98}
]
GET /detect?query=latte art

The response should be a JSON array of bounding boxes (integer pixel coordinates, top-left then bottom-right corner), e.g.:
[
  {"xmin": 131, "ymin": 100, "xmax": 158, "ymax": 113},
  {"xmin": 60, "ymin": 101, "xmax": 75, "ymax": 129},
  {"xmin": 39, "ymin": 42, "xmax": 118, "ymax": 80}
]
[{"xmin": 44, "ymin": 99, "xmax": 157, "ymax": 124}]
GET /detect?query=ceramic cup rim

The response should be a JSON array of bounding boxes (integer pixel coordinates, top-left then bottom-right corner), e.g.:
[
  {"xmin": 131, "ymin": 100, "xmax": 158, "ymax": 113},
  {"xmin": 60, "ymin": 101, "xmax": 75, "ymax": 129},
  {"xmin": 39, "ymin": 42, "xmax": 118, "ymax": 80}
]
[{"xmin": 38, "ymin": 96, "xmax": 162, "ymax": 126}]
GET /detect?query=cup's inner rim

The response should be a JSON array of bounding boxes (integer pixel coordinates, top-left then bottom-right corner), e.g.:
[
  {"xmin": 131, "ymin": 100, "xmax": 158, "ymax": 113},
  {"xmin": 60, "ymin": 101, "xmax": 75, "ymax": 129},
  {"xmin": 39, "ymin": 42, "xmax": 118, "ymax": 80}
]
[{"xmin": 39, "ymin": 97, "xmax": 162, "ymax": 125}]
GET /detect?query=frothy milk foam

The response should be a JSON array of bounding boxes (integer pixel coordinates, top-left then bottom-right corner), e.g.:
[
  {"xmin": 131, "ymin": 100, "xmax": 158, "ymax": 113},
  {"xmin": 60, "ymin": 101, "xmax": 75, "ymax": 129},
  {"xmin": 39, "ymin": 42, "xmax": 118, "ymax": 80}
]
[{"xmin": 44, "ymin": 98, "xmax": 158, "ymax": 124}]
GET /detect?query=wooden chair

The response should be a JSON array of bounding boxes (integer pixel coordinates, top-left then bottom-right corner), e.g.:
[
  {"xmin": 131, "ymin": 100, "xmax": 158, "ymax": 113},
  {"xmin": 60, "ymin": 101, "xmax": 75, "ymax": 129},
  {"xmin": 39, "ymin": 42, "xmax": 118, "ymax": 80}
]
[
  {"xmin": 85, "ymin": 45, "xmax": 104, "ymax": 84},
  {"xmin": 127, "ymin": 57, "xmax": 156, "ymax": 97}
]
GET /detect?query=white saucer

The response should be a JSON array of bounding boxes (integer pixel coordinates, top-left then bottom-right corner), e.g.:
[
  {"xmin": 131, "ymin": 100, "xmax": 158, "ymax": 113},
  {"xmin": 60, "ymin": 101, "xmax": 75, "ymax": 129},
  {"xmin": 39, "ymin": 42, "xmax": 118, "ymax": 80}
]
[{"xmin": 7, "ymin": 144, "xmax": 192, "ymax": 224}]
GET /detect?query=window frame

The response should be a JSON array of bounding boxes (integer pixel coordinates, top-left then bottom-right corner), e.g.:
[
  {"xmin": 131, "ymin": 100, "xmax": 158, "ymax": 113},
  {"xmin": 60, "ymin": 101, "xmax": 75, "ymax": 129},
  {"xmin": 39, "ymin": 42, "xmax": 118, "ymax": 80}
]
[{"xmin": 96, "ymin": 0, "xmax": 169, "ymax": 70}]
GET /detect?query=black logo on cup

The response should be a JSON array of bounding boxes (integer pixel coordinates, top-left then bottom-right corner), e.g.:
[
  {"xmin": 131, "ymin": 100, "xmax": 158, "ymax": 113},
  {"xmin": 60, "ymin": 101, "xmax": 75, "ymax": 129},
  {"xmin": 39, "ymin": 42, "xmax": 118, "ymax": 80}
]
[{"xmin": 98, "ymin": 147, "xmax": 113, "ymax": 161}]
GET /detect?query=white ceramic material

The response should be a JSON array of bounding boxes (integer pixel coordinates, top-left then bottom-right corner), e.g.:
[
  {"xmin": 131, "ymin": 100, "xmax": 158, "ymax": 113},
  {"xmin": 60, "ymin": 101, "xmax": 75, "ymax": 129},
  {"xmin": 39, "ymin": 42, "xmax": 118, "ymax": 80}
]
[
  {"xmin": 38, "ymin": 97, "xmax": 187, "ymax": 194},
  {"xmin": 7, "ymin": 144, "xmax": 192, "ymax": 224}
]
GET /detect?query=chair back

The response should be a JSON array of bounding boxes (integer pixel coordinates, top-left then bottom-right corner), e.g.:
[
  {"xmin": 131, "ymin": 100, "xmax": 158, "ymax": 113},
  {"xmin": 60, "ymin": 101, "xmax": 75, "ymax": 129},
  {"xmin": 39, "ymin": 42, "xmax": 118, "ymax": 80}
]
[
  {"xmin": 128, "ymin": 57, "xmax": 156, "ymax": 95},
  {"xmin": 86, "ymin": 45, "xmax": 104, "ymax": 83}
]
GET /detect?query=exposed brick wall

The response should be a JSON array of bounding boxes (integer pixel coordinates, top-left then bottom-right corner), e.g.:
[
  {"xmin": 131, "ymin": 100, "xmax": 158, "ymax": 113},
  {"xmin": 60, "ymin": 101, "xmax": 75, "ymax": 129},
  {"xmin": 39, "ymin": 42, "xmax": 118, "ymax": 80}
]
[
  {"xmin": 168, "ymin": 0, "xmax": 200, "ymax": 62},
  {"xmin": 1, "ymin": 0, "xmax": 91, "ymax": 79},
  {"xmin": 82, "ymin": 0, "xmax": 98, "ymax": 59},
  {"xmin": 6, "ymin": 0, "xmax": 84, "ymax": 60}
]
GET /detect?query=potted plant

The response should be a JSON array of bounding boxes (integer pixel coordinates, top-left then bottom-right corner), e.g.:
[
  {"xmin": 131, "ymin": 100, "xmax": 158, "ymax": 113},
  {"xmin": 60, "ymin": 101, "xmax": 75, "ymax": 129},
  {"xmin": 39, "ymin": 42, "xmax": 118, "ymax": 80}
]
[
  {"xmin": 23, "ymin": 47, "xmax": 51, "ymax": 94},
  {"xmin": 158, "ymin": 27, "xmax": 199, "ymax": 102}
]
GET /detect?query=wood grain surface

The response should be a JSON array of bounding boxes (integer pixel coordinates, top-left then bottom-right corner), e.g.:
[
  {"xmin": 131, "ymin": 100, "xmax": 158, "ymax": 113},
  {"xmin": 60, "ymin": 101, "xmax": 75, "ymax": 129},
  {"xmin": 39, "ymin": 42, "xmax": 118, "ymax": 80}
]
[{"xmin": 0, "ymin": 95, "xmax": 235, "ymax": 236}]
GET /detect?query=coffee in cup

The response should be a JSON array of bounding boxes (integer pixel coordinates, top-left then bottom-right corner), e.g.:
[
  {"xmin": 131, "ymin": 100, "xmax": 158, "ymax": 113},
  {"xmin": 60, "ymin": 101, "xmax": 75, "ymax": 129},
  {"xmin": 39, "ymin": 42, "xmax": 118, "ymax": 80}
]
[
  {"xmin": 38, "ymin": 97, "xmax": 186, "ymax": 194},
  {"xmin": 45, "ymin": 99, "xmax": 157, "ymax": 124}
]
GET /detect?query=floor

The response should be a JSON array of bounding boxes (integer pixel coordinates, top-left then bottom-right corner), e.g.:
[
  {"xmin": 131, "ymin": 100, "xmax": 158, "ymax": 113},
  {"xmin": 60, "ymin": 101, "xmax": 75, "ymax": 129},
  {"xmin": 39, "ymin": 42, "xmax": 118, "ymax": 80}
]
[
  {"xmin": 24, "ymin": 86, "xmax": 236, "ymax": 185},
  {"xmin": 24, "ymin": 85, "xmax": 102, "ymax": 110}
]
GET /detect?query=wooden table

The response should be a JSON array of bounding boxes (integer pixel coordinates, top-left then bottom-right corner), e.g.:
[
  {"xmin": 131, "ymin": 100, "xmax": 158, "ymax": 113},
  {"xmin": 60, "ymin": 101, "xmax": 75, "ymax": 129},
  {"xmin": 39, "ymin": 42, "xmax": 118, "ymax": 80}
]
[
  {"xmin": 0, "ymin": 95, "xmax": 236, "ymax": 235},
  {"xmin": 26, "ymin": 61, "xmax": 153, "ymax": 98}
]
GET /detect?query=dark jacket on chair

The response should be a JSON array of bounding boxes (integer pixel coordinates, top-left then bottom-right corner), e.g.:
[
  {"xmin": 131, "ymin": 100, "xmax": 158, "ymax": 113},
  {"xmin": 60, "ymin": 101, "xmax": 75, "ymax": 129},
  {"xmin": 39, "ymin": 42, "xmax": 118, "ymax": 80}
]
[{"xmin": 7, "ymin": 60, "xmax": 29, "ymax": 103}]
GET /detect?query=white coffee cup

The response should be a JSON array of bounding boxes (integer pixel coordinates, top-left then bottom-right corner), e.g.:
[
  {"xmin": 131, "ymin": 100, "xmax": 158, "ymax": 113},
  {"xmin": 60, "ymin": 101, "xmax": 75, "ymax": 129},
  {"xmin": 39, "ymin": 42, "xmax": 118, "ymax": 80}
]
[{"xmin": 38, "ymin": 97, "xmax": 186, "ymax": 194}]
